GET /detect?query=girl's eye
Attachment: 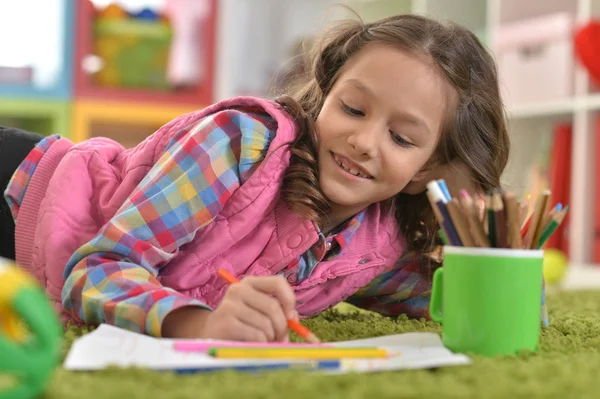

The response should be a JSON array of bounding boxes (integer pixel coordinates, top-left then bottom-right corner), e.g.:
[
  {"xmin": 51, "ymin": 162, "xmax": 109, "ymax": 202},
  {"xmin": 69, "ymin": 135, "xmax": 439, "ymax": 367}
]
[
  {"xmin": 341, "ymin": 101, "xmax": 365, "ymax": 117},
  {"xmin": 391, "ymin": 131, "xmax": 413, "ymax": 148}
]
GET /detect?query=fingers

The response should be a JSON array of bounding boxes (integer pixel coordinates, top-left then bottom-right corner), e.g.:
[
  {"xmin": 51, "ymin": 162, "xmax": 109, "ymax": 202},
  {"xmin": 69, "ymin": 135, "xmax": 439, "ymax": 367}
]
[
  {"xmin": 207, "ymin": 275, "xmax": 298, "ymax": 342},
  {"xmin": 226, "ymin": 283, "xmax": 289, "ymax": 342},
  {"xmin": 242, "ymin": 276, "xmax": 297, "ymax": 320},
  {"xmin": 215, "ymin": 299, "xmax": 273, "ymax": 342},
  {"xmin": 233, "ymin": 305, "xmax": 278, "ymax": 341}
]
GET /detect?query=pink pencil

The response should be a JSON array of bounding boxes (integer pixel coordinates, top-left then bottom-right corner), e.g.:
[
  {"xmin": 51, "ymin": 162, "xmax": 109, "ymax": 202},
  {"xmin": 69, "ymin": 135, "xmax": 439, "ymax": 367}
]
[{"xmin": 174, "ymin": 341, "xmax": 333, "ymax": 352}]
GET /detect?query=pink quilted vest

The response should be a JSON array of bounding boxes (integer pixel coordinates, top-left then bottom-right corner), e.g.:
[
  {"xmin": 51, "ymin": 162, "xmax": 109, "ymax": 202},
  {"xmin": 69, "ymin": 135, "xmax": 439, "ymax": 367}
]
[{"xmin": 14, "ymin": 97, "xmax": 406, "ymax": 322}]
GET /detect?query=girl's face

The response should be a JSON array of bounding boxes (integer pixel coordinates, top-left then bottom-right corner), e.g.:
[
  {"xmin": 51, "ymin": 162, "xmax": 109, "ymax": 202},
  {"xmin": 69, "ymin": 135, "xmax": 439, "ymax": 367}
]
[{"xmin": 315, "ymin": 43, "xmax": 452, "ymax": 219}]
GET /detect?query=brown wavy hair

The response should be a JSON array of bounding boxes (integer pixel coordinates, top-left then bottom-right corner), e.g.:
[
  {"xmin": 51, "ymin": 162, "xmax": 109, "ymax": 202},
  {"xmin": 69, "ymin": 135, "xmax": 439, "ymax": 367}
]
[{"xmin": 273, "ymin": 14, "xmax": 509, "ymax": 266}]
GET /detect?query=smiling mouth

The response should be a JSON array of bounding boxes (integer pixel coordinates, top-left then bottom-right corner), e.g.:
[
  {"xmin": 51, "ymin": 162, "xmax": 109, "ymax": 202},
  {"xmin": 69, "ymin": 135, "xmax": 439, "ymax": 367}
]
[{"xmin": 331, "ymin": 152, "xmax": 373, "ymax": 179}]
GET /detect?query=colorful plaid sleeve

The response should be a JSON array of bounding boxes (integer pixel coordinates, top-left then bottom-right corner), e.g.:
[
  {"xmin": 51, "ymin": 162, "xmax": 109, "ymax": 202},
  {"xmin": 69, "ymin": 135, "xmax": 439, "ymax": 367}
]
[
  {"xmin": 61, "ymin": 110, "xmax": 276, "ymax": 337},
  {"xmin": 4, "ymin": 134, "xmax": 61, "ymax": 221},
  {"xmin": 346, "ymin": 251, "xmax": 433, "ymax": 319}
]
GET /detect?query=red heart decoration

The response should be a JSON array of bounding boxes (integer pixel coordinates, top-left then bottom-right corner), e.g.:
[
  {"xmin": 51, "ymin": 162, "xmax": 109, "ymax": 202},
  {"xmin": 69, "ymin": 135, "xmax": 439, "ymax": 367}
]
[{"xmin": 574, "ymin": 21, "xmax": 600, "ymax": 86}]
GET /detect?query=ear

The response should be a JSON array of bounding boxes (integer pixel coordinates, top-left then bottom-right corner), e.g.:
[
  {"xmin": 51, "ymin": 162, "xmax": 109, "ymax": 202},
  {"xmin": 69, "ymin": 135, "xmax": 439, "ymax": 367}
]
[
  {"xmin": 401, "ymin": 164, "xmax": 437, "ymax": 195},
  {"xmin": 411, "ymin": 165, "xmax": 434, "ymax": 183}
]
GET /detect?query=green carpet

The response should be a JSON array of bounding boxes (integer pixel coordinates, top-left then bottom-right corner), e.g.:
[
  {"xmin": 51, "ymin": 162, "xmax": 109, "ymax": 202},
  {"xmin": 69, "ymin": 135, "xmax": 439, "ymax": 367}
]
[{"xmin": 41, "ymin": 290, "xmax": 600, "ymax": 399}]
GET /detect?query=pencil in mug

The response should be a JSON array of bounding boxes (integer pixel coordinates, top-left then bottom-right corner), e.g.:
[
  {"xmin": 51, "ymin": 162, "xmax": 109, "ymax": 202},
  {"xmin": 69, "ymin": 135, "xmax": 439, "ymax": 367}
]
[
  {"xmin": 523, "ymin": 190, "xmax": 551, "ymax": 249},
  {"xmin": 486, "ymin": 194, "xmax": 496, "ymax": 247},
  {"xmin": 428, "ymin": 193, "xmax": 453, "ymax": 247},
  {"xmin": 458, "ymin": 190, "xmax": 490, "ymax": 247},
  {"xmin": 216, "ymin": 268, "xmax": 321, "ymax": 344},
  {"xmin": 519, "ymin": 194, "xmax": 531, "ymax": 228},
  {"xmin": 446, "ymin": 198, "xmax": 475, "ymax": 247},
  {"xmin": 426, "ymin": 181, "xmax": 462, "ymax": 246},
  {"xmin": 502, "ymin": 192, "xmax": 523, "ymax": 249},
  {"xmin": 437, "ymin": 179, "xmax": 452, "ymax": 201},
  {"xmin": 479, "ymin": 196, "xmax": 488, "ymax": 234},
  {"xmin": 437, "ymin": 229, "xmax": 449, "ymax": 245},
  {"xmin": 540, "ymin": 203, "xmax": 562, "ymax": 234},
  {"xmin": 492, "ymin": 191, "xmax": 507, "ymax": 248},
  {"xmin": 427, "ymin": 189, "xmax": 449, "ymax": 246},
  {"xmin": 537, "ymin": 207, "xmax": 569, "ymax": 249},
  {"xmin": 520, "ymin": 215, "xmax": 532, "ymax": 241}
]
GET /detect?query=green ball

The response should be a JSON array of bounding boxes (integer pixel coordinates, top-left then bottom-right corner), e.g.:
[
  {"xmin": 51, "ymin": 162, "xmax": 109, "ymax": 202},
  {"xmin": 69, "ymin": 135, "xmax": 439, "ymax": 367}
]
[{"xmin": 543, "ymin": 249, "xmax": 568, "ymax": 285}]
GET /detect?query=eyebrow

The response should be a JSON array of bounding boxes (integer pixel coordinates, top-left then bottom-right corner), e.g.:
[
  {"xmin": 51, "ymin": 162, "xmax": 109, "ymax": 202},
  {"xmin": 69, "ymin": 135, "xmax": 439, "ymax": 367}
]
[{"xmin": 342, "ymin": 78, "xmax": 432, "ymax": 136}]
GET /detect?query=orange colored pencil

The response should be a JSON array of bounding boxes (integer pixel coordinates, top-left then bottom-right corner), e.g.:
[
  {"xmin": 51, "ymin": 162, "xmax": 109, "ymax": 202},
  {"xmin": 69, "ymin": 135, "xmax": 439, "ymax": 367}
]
[
  {"xmin": 217, "ymin": 268, "xmax": 320, "ymax": 343},
  {"xmin": 521, "ymin": 215, "xmax": 532, "ymax": 239}
]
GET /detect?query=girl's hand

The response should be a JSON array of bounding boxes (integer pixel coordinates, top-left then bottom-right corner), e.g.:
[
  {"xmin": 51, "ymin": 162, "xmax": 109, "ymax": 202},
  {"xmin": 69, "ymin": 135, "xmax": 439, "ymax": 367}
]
[{"xmin": 162, "ymin": 276, "xmax": 297, "ymax": 342}]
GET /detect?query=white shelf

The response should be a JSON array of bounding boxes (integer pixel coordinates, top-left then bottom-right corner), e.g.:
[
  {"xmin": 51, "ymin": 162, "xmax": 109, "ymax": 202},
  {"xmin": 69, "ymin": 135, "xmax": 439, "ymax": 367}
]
[
  {"xmin": 507, "ymin": 93, "xmax": 600, "ymax": 118},
  {"xmin": 507, "ymin": 98, "xmax": 577, "ymax": 119}
]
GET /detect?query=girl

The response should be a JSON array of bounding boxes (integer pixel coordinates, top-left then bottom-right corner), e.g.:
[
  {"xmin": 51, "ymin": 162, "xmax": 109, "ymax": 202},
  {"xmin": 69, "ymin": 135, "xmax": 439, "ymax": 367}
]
[{"xmin": 1, "ymin": 14, "xmax": 509, "ymax": 341}]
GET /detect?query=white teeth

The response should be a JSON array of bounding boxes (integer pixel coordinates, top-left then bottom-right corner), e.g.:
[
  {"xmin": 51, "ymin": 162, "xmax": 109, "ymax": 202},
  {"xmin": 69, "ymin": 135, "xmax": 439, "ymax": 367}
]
[{"xmin": 333, "ymin": 153, "xmax": 371, "ymax": 179}]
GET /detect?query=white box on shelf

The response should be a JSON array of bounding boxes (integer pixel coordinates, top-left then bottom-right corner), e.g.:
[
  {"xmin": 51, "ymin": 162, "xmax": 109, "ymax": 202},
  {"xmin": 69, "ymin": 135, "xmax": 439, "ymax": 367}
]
[{"xmin": 494, "ymin": 12, "xmax": 574, "ymax": 106}]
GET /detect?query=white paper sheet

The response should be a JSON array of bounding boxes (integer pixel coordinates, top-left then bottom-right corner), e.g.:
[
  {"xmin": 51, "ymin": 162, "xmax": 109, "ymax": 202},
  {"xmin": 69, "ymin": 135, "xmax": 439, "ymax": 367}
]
[{"xmin": 63, "ymin": 324, "xmax": 471, "ymax": 373}]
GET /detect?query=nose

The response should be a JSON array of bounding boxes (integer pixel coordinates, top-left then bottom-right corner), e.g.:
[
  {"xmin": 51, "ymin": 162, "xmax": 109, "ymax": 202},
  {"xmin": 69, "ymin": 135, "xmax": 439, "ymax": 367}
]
[{"xmin": 346, "ymin": 124, "xmax": 380, "ymax": 158}]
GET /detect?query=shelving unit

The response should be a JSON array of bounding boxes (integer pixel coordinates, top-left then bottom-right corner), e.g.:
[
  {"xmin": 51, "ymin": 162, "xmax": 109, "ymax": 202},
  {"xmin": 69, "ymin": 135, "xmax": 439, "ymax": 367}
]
[
  {"xmin": 72, "ymin": 0, "xmax": 217, "ymax": 146},
  {"xmin": 74, "ymin": 0, "xmax": 216, "ymax": 106},
  {"xmin": 71, "ymin": 99, "xmax": 197, "ymax": 146},
  {"xmin": 0, "ymin": 0, "xmax": 217, "ymax": 146}
]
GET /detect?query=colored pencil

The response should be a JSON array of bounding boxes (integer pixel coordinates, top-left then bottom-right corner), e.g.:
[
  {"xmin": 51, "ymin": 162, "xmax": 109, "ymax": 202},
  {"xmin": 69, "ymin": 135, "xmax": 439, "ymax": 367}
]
[
  {"xmin": 437, "ymin": 229, "xmax": 449, "ymax": 245},
  {"xmin": 520, "ymin": 216, "xmax": 532, "ymax": 240},
  {"xmin": 458, "ymin": 190, "xmax": 490, "ymax": 247},
  {"xmin": 503, "ymin": 192, "xmax": 523, "ymax": 249},
  {"xmin": 437, "ymin": 179, "xmax": 452, "ymax": 201},
  {"xmin": 428, "ymin": 191, "xmax": 453, "ymax": 245},
  {"xmin": 492, "ymin": 192, "xmax": 507, "ymax": 248},
  {"xmin": 523, "ymin": 190, "xmax": 549, "ymax": 249},
  {"xmin": 446, "ymin": 198, "xmax": 475, "ymax": 247},
  {"xmin": 208, "ymin": 347, "xmax": 390, "ymax": 359},
  {"xmin": 426, "ymin": 181, "xmax": 462, "ymax": 246},
  {"xmin": 519, "ymin": 195, "xmax": 531, "ymax": 228},
  {"xmin": 541, "ymin": 279, "xmax": 549, "ymax": 328},
  {"xmin": 540, "ymin": 203, "xmax": 562, "ymax": 233},
  {"xmin": 523, "ymin": 190, "xmax": 550, "ymax": 249},
  {"xmin": 174, "ymin": 360, "xmax": 341, "ymax": 374},
  {"xmin": 537, "ymin": 207, "xmax": 569, "ymax": 249},
  {"xmin": 479, "ymin": 196, "xmax": 488, "ymax": 233},
  {"xmin": 174, "ymin": 340, "xmax": 332, "ymax": 352},
  {"xmin": 217, "ymin": 268, "xmax": 320, "ymax": 344},
  {"xmin": 486, "ymin": 194, "xmax": 496, "ymax": 247}
]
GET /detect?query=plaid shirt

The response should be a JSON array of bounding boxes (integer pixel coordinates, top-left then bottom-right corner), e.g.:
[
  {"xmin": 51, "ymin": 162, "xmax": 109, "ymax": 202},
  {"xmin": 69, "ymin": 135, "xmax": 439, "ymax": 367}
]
[{"xmin": 5, "ymin": 111, "xmax": 430, "ymax": 336}]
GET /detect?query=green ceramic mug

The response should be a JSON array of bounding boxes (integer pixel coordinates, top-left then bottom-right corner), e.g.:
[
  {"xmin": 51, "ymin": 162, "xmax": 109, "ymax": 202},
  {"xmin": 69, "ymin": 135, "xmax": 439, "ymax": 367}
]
[{"xmin": 430, "ymin": 246, "xmax": 544, "ymax": 357}]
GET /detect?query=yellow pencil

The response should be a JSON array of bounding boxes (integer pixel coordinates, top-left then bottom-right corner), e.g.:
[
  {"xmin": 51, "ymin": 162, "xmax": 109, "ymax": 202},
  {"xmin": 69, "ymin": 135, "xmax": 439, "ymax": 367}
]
[{"xmin": 208, "ymin": 347, "xmax": 390, "ymax": 359}]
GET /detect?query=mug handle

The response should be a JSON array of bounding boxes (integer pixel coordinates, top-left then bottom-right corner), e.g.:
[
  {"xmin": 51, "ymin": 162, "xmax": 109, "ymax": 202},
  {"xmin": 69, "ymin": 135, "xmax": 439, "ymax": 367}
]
[{"xmin": 429, "ymin": 267, "xmax": 444, "ymax": 323}]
